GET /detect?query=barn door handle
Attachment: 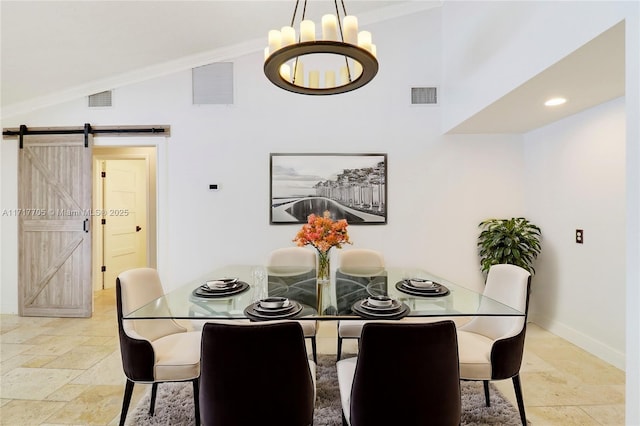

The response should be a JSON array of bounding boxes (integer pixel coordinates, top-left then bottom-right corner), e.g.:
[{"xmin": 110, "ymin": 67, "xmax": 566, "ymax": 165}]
[
  {"xmin": 136, "ymin": 225, "xmax": 142, "ymax": 232},
  {"xmin": 83, "ymin": 218, "xmax": 90, "ymax": 233}
]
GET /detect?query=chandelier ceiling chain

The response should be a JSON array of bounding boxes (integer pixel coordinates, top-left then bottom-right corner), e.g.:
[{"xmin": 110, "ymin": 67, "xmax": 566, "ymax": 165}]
[
  {"xmin": 264, "ymin": 0, "xmax": 379, "ymax": 95},
  {"xmin": 333, "ymin": 0, "xmax": 353, "ymax": 82}
]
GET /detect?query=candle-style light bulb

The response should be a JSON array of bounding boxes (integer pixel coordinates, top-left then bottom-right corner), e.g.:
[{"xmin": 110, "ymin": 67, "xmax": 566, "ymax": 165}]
[
  {"xmin": 268, "ymin": 29, "xmax": 282, "ymax": 54},
  {"xmin": 293, "ymin": 60, "xmax": 304, "ymax": 86},
  {"xmin": 343, "ymin": 16, "xmax": 358, "ymax": 44},
  {"xmin": 309, "ymin": 70, "xmax": 320, "ymax": 88},
  {"xmin": 340, "ymin": 66, "xmax": 350, "ymax": 85},
  {"xmin": 325, "ymin": 70, "xmax": 336, "ymax": 88},
  {"xmin": 300, "ymin": 20, "xmax": 315, "ymax": 42},
  {"xmin": 281, "ymin": 26, "xmax": 296, "ymax": 47},
  {"xmin": 358, "ymin": 31, "xmax": 372, "ymax": 53},
  {"xmin": 322, "ymin": 14, "xmax": 338, "ymax": 41},
  {"xmin": 280, "ymin": 64, "xmax": 291, "ymax": 82}
]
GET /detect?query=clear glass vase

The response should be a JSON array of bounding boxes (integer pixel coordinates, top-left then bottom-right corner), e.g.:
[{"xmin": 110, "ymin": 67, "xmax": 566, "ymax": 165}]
[
  {"xmin": 316, "ymin": 249, "xmax": 331, "ymax": 314},
  {"xmin": 317, "ymin": 250, "xmax": 331, "ymax": 282}
]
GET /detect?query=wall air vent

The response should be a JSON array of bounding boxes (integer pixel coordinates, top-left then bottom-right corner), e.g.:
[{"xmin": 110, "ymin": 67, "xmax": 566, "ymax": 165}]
[
  {"xmin": 88, "ymin": 90, "xmax": 112, "ymax": 107},
  {"xmin": 193, "ymin": 62, "xmax": 234, "ymax": 105},
  {"xmin": 411, "ymin": 87, "xmax": 438, "ymax": 105}
]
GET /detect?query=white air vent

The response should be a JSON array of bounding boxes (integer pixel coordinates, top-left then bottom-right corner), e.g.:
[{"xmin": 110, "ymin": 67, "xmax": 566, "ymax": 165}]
[
  {"xmin": 88, "ymin": 91, "xmax": 112, "ymax": 107},
  {"xmin": 411, "ymin": 87, "xmax": 438, "ymax": 105},
  {"xmin": 193, "ymin": 63, "xmax": 234, "ymax": 105}
]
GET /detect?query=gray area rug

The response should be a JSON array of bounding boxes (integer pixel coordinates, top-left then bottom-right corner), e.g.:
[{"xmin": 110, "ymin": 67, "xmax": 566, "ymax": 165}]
[{"xmin": 127, "ymin": 355, "xmax": 525, "ymax": 425}]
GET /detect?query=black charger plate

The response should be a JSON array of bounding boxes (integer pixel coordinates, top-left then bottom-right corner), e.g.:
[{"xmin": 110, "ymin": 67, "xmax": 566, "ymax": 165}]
[
  {"xmin": 192, "ymin": 281, "xmax": 249, "ymax": 298},
  {"xmin": 244, "ymin": 300, "xmax": 303, "ymax": 321},
  {"xmin": 395, "ymin": 280, "xmax": 450, "ymax": 297},
  {"xmin": 351, "ymin": 299, "xmax": 410, "ymax": 320}
]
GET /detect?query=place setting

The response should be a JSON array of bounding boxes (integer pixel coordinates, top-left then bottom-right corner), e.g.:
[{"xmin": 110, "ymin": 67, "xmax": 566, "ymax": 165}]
[
  {"xmin": 191, "ymin": 277, "xmax": 250, "ymax": 298},
  {"xmin": 244, "ymin": 296, "xmax": 303, "ymax": 321},
  {"xmin": 351, "ymin": 295, "xmax": 410, "ymax": 320},
  {"xmin": 395, "ymin": 277, "xmax": 450, "ymax": 297}
]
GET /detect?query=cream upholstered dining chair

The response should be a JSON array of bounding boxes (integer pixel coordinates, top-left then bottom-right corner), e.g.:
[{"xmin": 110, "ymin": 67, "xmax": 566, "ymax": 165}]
[
  {"xmin": 456, "ymin": 264, "xmax": 532, "ymax": 426},
  {"xmin": 199, "ymin": 321, "xmax": 316, "ymax": 426},
  {"xmin": 335, "ymin": 248, "xmax": 385, "ymax": 360},
  {"xmin": 116, "ymin": 268, "xmax": 201, "ymax": 426},
  {"xmin": 336, "ymin": 321, "xmax": 461, "ymax": 426},
  {"xmin": 267, "ymin": 247, "xmax": 319, "ymax": 363}
]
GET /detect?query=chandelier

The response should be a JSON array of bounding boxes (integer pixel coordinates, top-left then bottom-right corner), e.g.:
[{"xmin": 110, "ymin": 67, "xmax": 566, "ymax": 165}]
[{"xmin": 264, "ymin": 0, "xmax": 378, "ymax": 95}]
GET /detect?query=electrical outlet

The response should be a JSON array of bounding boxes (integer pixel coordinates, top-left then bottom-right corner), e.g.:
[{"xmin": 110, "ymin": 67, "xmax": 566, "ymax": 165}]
[{"xmin": 575, "ymin": 229, "xmax": 584, "ymax": 244}]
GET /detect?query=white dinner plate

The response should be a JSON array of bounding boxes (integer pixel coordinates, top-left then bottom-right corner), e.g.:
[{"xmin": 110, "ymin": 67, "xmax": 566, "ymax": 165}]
[
  {"xmin": 254, "ymin": 302, "xmax": 295, "ymax": 314},
  {"xmin": 244, "ymin": 301, "xmax": 303, "ymax": 320},
  {"xmin": 352, "ymin": 300, "xmax": 410, "ymax": 319},
  {"xmin": 192, "ymin": 281, "xmax": 249, "ymax": 298},
  {"xmin": 204, "ymin": 277, "xmax": 239, "ymax": 290},
  {"xmin": 200, "ymin": 282, "xmax": 239, "ymax": 292},
  {"xmin": 395, "ymin": 281, "xmax": 450, "ymax": 297},
  {"xmin": 359, "ymin": 299, "xmax": 403, "ymax": 312}
]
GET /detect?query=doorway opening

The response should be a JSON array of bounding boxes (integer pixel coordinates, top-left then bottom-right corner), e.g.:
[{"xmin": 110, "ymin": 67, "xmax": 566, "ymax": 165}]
[{"xmin": 92, "ymin": 146, "xmax": 157, "ymax": 290}]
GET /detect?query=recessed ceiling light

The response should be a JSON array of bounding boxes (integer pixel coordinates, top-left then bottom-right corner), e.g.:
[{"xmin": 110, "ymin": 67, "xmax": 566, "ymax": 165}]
[{"xmin": 544, "ymin": 97, "xmax": 567, "ymax": 106}]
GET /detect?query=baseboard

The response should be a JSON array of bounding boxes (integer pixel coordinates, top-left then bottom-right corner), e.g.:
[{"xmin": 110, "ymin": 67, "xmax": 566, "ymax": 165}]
[
  {"xmin": 529, "ymin": 313, "xmax": 625, "ymax": 370},
  {"xmin": 0, "ymin": 303, "xmax": 18, "ymax": 315}
]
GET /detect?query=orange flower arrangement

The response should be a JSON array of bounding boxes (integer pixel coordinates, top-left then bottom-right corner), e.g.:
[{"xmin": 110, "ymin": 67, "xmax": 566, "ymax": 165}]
[
  {"xmin": 293, "ymin": 211, "xmax": 351, "ymax": 280},
  {"xmin": 293, "ymin": 210, "xmax": 351, "ymax": 253}
]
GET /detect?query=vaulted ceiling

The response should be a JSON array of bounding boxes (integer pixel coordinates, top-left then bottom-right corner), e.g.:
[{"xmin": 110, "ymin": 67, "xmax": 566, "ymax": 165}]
[
  {"xmin": 1, "ymin": 1, "xmax": 625, "ymax": 133},
  {"xmin": 1, "ymin": 1, "xmax": 419, "ymax": 114}
]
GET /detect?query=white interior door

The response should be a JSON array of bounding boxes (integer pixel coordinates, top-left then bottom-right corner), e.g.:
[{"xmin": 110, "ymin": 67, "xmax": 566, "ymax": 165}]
[{"xmin": 102, "ymin": 159, "xmax": 147, "ymax": 288}]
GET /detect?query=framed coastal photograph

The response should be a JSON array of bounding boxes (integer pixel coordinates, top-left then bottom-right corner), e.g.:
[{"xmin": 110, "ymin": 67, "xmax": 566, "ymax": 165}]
[{"xmin": 270, "ymin": 153, "xmax": 387, "ymax": 225}]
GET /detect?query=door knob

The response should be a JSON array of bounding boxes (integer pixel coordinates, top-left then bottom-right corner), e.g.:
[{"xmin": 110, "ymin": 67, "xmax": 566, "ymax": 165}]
[{"xmin": 136, "ymin": 226, "xmax": 142, "ymax": 232}]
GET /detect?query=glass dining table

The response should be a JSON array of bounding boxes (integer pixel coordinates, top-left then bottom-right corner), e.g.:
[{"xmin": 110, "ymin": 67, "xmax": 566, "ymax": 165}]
[{"xmin": 123, "ymin": 265, "xmax": 524, "ymax": 321}]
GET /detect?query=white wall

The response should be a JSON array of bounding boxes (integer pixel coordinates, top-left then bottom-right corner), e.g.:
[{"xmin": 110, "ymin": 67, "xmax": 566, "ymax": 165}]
[
  {"xmin": 525, "ymin": 98, "xmax": 626, "ymax": 368},
  {"xmin": 441, "ymin": 2, "xmax": 639, "ymax": 422},
  {"xmin": 0, "ymin": 141, "xmax": 18, "ymax": 314},
  {"xmin": 0, "ymin": 9, "xmax": 526, "ymax": 312},
  {"xmin": 623, "ymin": 5, "xmax": 640, "ymax": 422}
]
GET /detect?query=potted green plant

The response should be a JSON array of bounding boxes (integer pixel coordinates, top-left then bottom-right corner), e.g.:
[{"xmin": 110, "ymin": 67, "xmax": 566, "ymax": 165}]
[{"xmin": 478, "ymin": 217, "xmax": 542, "ymax": 275}]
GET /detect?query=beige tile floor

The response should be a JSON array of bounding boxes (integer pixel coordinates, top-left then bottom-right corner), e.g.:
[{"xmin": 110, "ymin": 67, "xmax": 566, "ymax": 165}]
[{"xmin": 0, "ymin": 288, "xmax": 626, "ymax": 425}]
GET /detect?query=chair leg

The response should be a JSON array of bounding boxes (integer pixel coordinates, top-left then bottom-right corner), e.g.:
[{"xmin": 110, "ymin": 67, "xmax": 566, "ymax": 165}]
[
  {"xmin": 483, "ymin": 380, "xmax": 491, "ymax": 407},
  {"xmin": 512, "ymin": 374, "xmax": 527, "ymax": 426},
  {"xmin": 192, "ymin": 378, "xmax": 201, "ymax": 426},
  {"xmin": 119, "ymin": 379, "xmax": 135, "ymax": 426},
  {"xmin": 337, "ymin": 336, "xmax": 343, "ymax": 362},
  {"xmin": 149, "ymin": 382, "xmax": 158, "ymax": 416},
  {"xmin": 310, "ymin": 336, "xmax": 318, "ymax": 364},
  {"xmin": 341, "ymin": 409, "xmax": 349, "ymax": 426}
]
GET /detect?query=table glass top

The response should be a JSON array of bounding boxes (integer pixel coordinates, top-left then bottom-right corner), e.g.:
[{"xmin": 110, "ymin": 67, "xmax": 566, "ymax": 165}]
[{"xmin": 124, "ymin": 265, "xmax": 524, "ymax": 320}]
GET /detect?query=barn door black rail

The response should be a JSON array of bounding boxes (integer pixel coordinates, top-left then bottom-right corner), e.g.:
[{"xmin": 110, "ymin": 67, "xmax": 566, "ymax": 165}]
[{"xmin": 2, "ymin": 123, "xmax": 169, "ymax": 149}]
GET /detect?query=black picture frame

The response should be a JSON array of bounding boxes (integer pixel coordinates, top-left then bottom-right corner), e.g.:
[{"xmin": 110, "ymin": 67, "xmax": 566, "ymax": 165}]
[{"xmin": 270, "ymin": 153, "xmax": 387, "ymax": 225}]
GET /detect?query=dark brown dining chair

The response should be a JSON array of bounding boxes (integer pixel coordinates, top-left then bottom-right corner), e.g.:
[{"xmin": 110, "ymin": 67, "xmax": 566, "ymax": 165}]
[
  {"xmin": 336, "ymin": 321, "xmax": 461, "ymax": 426},
  {"xmin": 456, "ymin": 264, "xmax": 531, "ymax": 426},
  {"xmin": 199, "ymin": 321, "xmax": 316, "ymax": 426},
  {"xmin": 116, "ymin": 268, "xmax": 201, "ymax": 426}
]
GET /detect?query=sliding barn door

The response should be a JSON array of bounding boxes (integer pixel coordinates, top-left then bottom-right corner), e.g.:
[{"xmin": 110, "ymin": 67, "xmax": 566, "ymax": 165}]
[{"xmin": 18, "ymin": 134, "xmax": 93, "ymax": 317}]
